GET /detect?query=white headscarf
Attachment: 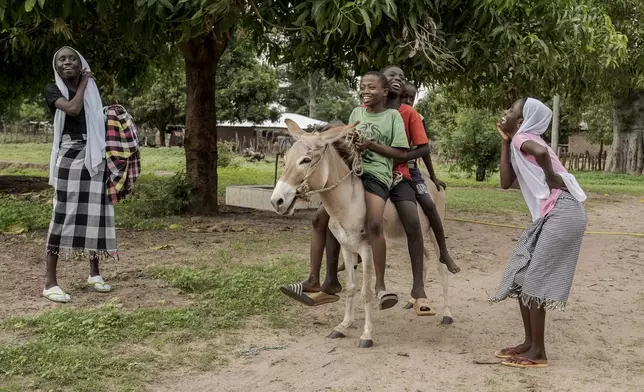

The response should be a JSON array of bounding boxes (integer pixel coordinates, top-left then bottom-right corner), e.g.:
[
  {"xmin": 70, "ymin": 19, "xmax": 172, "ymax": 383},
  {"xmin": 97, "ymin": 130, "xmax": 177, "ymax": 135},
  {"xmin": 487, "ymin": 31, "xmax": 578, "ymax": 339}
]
[
  {"xmin": 510, "ymin": 98, "xmax": 586, "ymax": 221},
  {"xmin": 49, "ymin": 46, "xmax": 106, "ymax": 186}
]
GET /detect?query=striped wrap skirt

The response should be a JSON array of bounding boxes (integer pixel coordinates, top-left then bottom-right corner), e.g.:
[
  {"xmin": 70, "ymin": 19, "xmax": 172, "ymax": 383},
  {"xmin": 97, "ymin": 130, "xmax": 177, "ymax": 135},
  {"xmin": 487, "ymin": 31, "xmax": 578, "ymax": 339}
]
[
  {"xmin": 46, "ymin": 135, "xmax": 117, "ymax": 258},
  {"xmin": 489, "ymin": 192, "xmax": 587, "ymax": 311}
]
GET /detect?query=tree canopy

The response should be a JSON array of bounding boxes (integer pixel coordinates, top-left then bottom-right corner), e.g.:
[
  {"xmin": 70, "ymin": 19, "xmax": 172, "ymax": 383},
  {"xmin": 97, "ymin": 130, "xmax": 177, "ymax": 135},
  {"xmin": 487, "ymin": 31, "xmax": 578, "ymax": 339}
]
[
  {"xmin": 1, "ymin": 0, "xmax": 636, "ymax": 211},
  {"xmin": 278, "ymin": 69, "xmax": 358, "ymax": 123}
]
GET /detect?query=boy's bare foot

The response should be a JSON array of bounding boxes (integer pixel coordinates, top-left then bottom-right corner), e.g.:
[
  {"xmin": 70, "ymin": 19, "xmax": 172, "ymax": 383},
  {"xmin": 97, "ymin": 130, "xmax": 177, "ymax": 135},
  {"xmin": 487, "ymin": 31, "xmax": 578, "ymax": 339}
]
[
  {"xmin": 299, "ymin": 277, "xmax": 321, "ymax": 293},
  {"xmin": 440, "ymin": 253, "xmax": 461, "ymax": 274}
]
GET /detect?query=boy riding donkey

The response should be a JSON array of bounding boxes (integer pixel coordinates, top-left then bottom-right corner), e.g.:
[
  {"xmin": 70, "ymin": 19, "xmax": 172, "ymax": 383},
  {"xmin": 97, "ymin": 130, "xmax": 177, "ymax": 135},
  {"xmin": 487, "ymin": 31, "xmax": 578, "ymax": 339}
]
[{"xmin": 280, "ymin": 66, "xmax": 459, "ymax": 317}]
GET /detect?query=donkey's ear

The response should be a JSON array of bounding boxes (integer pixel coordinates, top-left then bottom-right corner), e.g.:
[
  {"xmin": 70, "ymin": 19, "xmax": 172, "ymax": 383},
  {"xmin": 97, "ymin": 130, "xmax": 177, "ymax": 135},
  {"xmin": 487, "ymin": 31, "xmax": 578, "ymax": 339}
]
[
  {"xmin": 320, "ymin": 121, "xmax": 359, "ymax": 144},
  {"xmin": 285, "ymin": 119, "xmax": 306, "ymax": 140}
]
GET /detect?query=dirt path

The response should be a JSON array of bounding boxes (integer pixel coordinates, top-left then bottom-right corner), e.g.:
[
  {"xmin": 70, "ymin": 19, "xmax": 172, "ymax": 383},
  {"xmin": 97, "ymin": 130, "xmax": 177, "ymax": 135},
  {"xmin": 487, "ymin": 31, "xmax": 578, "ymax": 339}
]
[
  {"xmin": 151, "ymin": 196, "xmax": 644, "ymax": 392},
  {"xmin": 1, "ymin": 196, "xmax": 643, "ymax": 391}
]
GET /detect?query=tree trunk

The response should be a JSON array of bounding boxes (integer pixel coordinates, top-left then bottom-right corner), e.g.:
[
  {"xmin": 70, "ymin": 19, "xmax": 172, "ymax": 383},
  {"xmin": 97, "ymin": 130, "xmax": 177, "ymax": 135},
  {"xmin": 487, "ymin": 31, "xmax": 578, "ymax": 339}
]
[
  {"xmin": 159, "ymin": 127, "xmax": 166, "ymax": 147},
  {"xmin": 605, "ymin": 91, "xmax": 644, "ymax": 175},
  {"xmin": 153, "ymin": 121, "xmax": 167, "ymax": 147},
  {"xmin": 180, "ymin": 34, "xmax": 229, "ymax": 213},
  {"xmin": 307, "ymin": 72, "xmax": 318, "ymax": 119},
  {"xmin": 475, "ymin": 166, "xmax": 486, "ymax": 182},
  {"xmin": 551, "ymin": 94, "xmax": 560, "ymax": 153}
]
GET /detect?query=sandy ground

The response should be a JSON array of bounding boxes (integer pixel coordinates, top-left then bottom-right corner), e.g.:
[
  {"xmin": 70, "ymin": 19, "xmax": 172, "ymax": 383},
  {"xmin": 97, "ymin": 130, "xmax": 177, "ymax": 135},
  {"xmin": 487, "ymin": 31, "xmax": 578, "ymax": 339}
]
[{"xmin": 1, "ymin": 195, "xmax": 643, "ymax": 392}]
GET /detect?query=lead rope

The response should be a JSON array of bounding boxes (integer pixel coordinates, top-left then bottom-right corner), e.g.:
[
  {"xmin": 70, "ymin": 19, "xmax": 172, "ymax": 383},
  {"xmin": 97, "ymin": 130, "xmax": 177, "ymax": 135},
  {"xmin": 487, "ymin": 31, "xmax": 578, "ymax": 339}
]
[{"xmin": 296, "ymin": 129, "xmax": 367, "ymax": 202}]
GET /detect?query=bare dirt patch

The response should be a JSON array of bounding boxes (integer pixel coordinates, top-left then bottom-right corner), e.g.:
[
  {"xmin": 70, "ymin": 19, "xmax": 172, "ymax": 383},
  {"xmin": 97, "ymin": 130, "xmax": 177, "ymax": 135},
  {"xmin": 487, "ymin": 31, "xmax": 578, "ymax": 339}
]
[
  {"xmin": 0, "ymin": 175, "xmax": 49, "ymax": 194},
  {"xmin": 152, "ymin": 197, "xmax": 644, "ymax": 392}
]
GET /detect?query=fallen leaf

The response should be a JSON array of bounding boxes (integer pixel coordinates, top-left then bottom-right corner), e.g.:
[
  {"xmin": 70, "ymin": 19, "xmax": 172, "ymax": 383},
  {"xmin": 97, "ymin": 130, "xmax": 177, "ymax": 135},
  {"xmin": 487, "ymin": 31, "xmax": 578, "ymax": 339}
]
[
  {"xmin": 168, "ymin": 224, "xmax": 182, "ymax": 230},
  {"xmin": 149, "ymin": 244, "xmax": 172, "ymax": 250},
  {"xmin": 230, "ymin": 226, "xmax": 247, "ymax": 232},
  {"xmin": 1, "ymin": 224, "xmax": 28, "ymax": 235}
]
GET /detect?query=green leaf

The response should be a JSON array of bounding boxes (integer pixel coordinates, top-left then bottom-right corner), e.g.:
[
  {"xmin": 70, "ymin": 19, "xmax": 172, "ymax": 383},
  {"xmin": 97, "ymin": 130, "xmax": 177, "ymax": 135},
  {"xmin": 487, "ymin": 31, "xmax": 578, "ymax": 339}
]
[
  {"xmin": 24, "ymin": 0, "xmax": 37, "ymax": 12},
  {"xmin": 62, "ymin": 0, "xmax": 72, "ymax": 18},
  {"xmin": 157, "ymin": 0, "xmax": 174, "ymax": 11},
  {"xmin": 358, "ymin": 8, "xmax": 371, "ymax": 34},
  {"xmin": 38, "ymin": 0, "xmax": 45, "ymax": 8}
]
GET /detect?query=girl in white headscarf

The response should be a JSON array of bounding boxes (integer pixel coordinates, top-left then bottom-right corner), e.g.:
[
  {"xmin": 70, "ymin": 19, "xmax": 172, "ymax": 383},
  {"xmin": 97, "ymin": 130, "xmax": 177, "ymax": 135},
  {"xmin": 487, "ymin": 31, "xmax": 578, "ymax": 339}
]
[
  {"xmin": 489, "ymin": 98, "xmax": 587, "ymax": 368},
  {"xmin": 43, "ymin": 46, "xmax": 117, "ymax": 303}
]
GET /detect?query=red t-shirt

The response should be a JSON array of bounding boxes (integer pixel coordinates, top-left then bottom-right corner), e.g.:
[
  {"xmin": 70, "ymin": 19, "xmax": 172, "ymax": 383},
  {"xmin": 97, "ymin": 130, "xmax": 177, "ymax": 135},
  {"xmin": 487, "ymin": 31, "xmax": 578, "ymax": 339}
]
[
  {"xmin": 394, "ymin": 104, "xmax": 428, "ymax": 180},
  {"xmin": 359, "ymin": 104, "xmax": 428, "ymax": 180}
]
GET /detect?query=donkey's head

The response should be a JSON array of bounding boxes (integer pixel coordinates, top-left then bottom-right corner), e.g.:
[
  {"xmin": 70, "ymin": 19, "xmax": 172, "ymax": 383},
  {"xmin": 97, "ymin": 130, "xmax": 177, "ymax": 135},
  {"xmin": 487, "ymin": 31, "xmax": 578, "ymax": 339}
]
[{"xmin": 270, "ymin": 119, "xmax": 358, "ymax": 215}]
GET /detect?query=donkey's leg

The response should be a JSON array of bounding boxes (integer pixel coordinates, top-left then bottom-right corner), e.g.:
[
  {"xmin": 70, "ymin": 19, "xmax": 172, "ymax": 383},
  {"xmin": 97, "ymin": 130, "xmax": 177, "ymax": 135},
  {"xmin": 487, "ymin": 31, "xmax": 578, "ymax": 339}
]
[
  {"xmin": 358, "ymin": 245, "xmax": 375, "ymax": 348},
  {"xmin": 328, "ymin": 248, "xmax": 358, "ymax": 339},
  {"xmin": 429, "ymin": 233, "xmax": 453, "ymax": 325}
]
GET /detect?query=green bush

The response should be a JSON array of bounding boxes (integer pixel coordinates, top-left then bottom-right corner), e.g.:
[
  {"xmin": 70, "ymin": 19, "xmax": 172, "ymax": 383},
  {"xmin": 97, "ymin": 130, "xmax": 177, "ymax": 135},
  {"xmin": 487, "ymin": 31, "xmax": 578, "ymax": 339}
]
[
  {"xmin": 434, "ymin": 106, "xmax": 500, "ymax": 181},
  {"xmin": 217, "ymin": 140, "xmax": 236, "ymax": 168},
  {"xmin": 115, "ymin": 172, "xmax": 193, "ymax": 228}
]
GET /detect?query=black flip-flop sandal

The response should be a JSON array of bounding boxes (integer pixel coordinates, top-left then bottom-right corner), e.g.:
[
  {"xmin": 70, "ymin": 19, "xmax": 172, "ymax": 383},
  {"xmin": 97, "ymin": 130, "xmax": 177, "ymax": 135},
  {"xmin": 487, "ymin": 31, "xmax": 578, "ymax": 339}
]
[
  {"xmin": 280, "ymin": 283, "xmax": 316, "ymax": 306},
  {"xmin": 279, "ymin": 284, "xmax": 340, "ymax": 306}
]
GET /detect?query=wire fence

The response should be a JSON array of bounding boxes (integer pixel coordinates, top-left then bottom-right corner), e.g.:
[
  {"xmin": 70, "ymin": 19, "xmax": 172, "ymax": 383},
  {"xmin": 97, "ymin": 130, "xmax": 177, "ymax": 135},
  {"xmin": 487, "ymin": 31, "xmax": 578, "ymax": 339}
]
[{"xmin": 0, "ymin": 122, "xmax": 53, "ymax": 144}]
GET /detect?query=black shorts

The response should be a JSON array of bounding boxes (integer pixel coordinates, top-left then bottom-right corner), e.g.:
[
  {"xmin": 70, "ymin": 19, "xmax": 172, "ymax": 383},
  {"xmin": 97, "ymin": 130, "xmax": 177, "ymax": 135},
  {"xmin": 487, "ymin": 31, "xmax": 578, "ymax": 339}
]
[
  {"xmin": 409, "ymin": 168, "xmax": 432, "ymax": 200},
  {"xmin": 389, "ymin": 179, "xmax": 417, "ymax": 203},
  {"xmin": 361, "ymin": 172, "xmax": 389, "ymax": 201}
]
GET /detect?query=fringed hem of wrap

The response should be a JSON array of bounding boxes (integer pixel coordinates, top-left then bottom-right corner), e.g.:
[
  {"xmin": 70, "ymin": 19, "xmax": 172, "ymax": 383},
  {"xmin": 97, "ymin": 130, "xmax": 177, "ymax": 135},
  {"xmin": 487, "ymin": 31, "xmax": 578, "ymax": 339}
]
[
  {"xmin": 488, "ymin": 284, "xmax": 567, "ymax": 312},
  {"xmin": 46, "ymin": 246, "xmax": 119, "ymax": 261}
]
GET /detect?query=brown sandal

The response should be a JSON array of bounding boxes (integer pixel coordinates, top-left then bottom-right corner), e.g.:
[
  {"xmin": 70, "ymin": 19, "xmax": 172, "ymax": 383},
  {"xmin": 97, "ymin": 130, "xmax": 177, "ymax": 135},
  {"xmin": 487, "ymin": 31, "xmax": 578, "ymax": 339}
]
[
  {"xmin": 413, "ymin": 298, "xmax": 436, "ymax": 316},
  {"xmin": 501, "ymin": 356, "xmax": 548, "ymax": 368}
]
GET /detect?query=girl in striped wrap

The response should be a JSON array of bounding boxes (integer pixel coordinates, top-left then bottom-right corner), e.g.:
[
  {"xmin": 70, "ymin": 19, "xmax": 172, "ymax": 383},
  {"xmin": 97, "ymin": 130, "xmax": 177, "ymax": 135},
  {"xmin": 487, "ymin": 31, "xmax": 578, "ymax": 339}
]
[
  {"xmin": 490, "ymin": 98, "xmax": 587, "ymax": 368},
  {"xmin": 42, "ymin": 47, "xmax": 117, "ymax": 303}
]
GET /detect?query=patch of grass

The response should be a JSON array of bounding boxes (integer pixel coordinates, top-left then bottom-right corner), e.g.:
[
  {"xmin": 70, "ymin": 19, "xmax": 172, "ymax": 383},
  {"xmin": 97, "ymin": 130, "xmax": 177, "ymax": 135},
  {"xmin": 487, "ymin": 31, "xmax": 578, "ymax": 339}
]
[
  {"xmin": 138, "ymin": 146, "xmax": 186, "ymax": 173},
  {"xmin": 218, "ymin": 164, "xmax": 275, "ymax": 197},
  {"xmin": 0, "ymin": 255, "xmax": 307, "ymax": 391},
  {"xmin": 573, "ymin": 171, "xmax": 644, "ymax": 195},
  {"xmin": 0, "ymin": 143, "xmax": 51, "ymax": 164},
  {"xmin": 0, "ymin": 195, "xmax": 52, "ymax": 232},
  {"xmin": 0, "ymin": 341, "xmax": 149, "ymax": 391},
  {"xmin": 0, "ymin": 168, "xmax": 48, "ymax": 177},
  {"xmin": 149, "ymin": 255, "xmax": 307, "ymax": 328},
  {"xmin": 446, "ymin": 187, "xmax": 529, "ymax": 217}
]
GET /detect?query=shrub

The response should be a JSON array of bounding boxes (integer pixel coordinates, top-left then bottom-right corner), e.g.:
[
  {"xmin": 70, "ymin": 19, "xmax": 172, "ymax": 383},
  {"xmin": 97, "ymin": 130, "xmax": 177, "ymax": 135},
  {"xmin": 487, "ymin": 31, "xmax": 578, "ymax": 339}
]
[
  {"xmin": 217, "ymin": 140, "xmax": 236, "ymax": 168},
  {"xmin": 436, "ymin": 107, "xmax": 500, "ymax": 181}
]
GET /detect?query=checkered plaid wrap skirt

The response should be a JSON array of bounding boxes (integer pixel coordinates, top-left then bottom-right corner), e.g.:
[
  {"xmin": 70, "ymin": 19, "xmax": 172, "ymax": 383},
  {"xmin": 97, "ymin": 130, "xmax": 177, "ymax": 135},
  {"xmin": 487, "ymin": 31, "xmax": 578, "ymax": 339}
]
[
  {"xmin": 46, "ymin": 135, "xmax": 117, "ymax": 258},
  {"xmin": 489, "ymin": 192, "xmax": 587, "ymax": 311}
]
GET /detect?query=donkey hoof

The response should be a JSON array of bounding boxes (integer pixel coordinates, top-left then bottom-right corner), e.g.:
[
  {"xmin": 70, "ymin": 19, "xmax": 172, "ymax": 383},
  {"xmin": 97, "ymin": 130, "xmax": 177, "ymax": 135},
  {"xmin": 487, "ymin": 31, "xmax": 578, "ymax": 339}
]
[
  {"xmin": 327, "ymin": 331, "xmax": 346, "ymax": 339},
  {"xmin": 402, "ymin": 301, "xmax": 414, "ymax": 310},
  {"xmin": 358, "ymin": 339, "xmax": 374, "ymax": 348},
  {"xmin": 441, "ymin": 316, "xmax": 454, "ymax": 325}
]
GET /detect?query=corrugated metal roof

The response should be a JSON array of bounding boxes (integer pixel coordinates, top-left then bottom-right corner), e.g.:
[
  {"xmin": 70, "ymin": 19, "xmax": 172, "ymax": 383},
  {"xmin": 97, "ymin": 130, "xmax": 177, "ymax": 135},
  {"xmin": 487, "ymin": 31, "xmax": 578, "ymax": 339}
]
[{"xmin": 217, "ymin": 113, "xmax": 327, "ymax": 129}]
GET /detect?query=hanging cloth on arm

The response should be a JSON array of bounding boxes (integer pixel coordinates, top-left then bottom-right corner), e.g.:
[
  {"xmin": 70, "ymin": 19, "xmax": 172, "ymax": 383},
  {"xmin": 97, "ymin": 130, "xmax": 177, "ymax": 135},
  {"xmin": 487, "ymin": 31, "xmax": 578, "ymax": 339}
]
[{"xmin": 104, "ymin": 105, "xmax": 141, "ymax": 204}]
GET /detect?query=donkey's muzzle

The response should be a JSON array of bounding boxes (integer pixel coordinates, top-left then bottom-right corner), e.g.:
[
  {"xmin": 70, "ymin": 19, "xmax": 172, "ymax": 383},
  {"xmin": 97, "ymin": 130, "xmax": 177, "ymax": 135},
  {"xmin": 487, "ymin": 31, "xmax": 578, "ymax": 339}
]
[{"xmin": 271, "ymin": 180, "xmax": 297, "ymax": 215}]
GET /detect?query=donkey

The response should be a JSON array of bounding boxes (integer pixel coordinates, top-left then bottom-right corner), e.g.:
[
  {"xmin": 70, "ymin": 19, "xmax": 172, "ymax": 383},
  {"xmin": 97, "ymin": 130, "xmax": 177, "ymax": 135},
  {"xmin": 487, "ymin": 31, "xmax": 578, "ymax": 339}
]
[{"xmin": 271, "ymin": 120, "xmax": 453, "ymax": 347}]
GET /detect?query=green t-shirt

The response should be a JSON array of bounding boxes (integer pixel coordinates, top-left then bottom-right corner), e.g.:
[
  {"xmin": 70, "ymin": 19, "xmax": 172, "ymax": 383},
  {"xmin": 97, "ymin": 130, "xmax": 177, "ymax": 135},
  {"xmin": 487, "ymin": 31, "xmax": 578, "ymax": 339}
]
[{"xmin": 348, "ymin": 107, "xmax": 409, "ymax": 188}]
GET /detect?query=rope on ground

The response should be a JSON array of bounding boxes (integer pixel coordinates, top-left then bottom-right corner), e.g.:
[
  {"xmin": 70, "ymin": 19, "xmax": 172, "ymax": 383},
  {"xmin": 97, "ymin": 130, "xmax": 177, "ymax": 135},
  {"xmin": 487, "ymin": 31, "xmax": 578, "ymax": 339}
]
[{"xmin": 445, "ymin": 217, "xmax": 644, "ymax": 238}]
